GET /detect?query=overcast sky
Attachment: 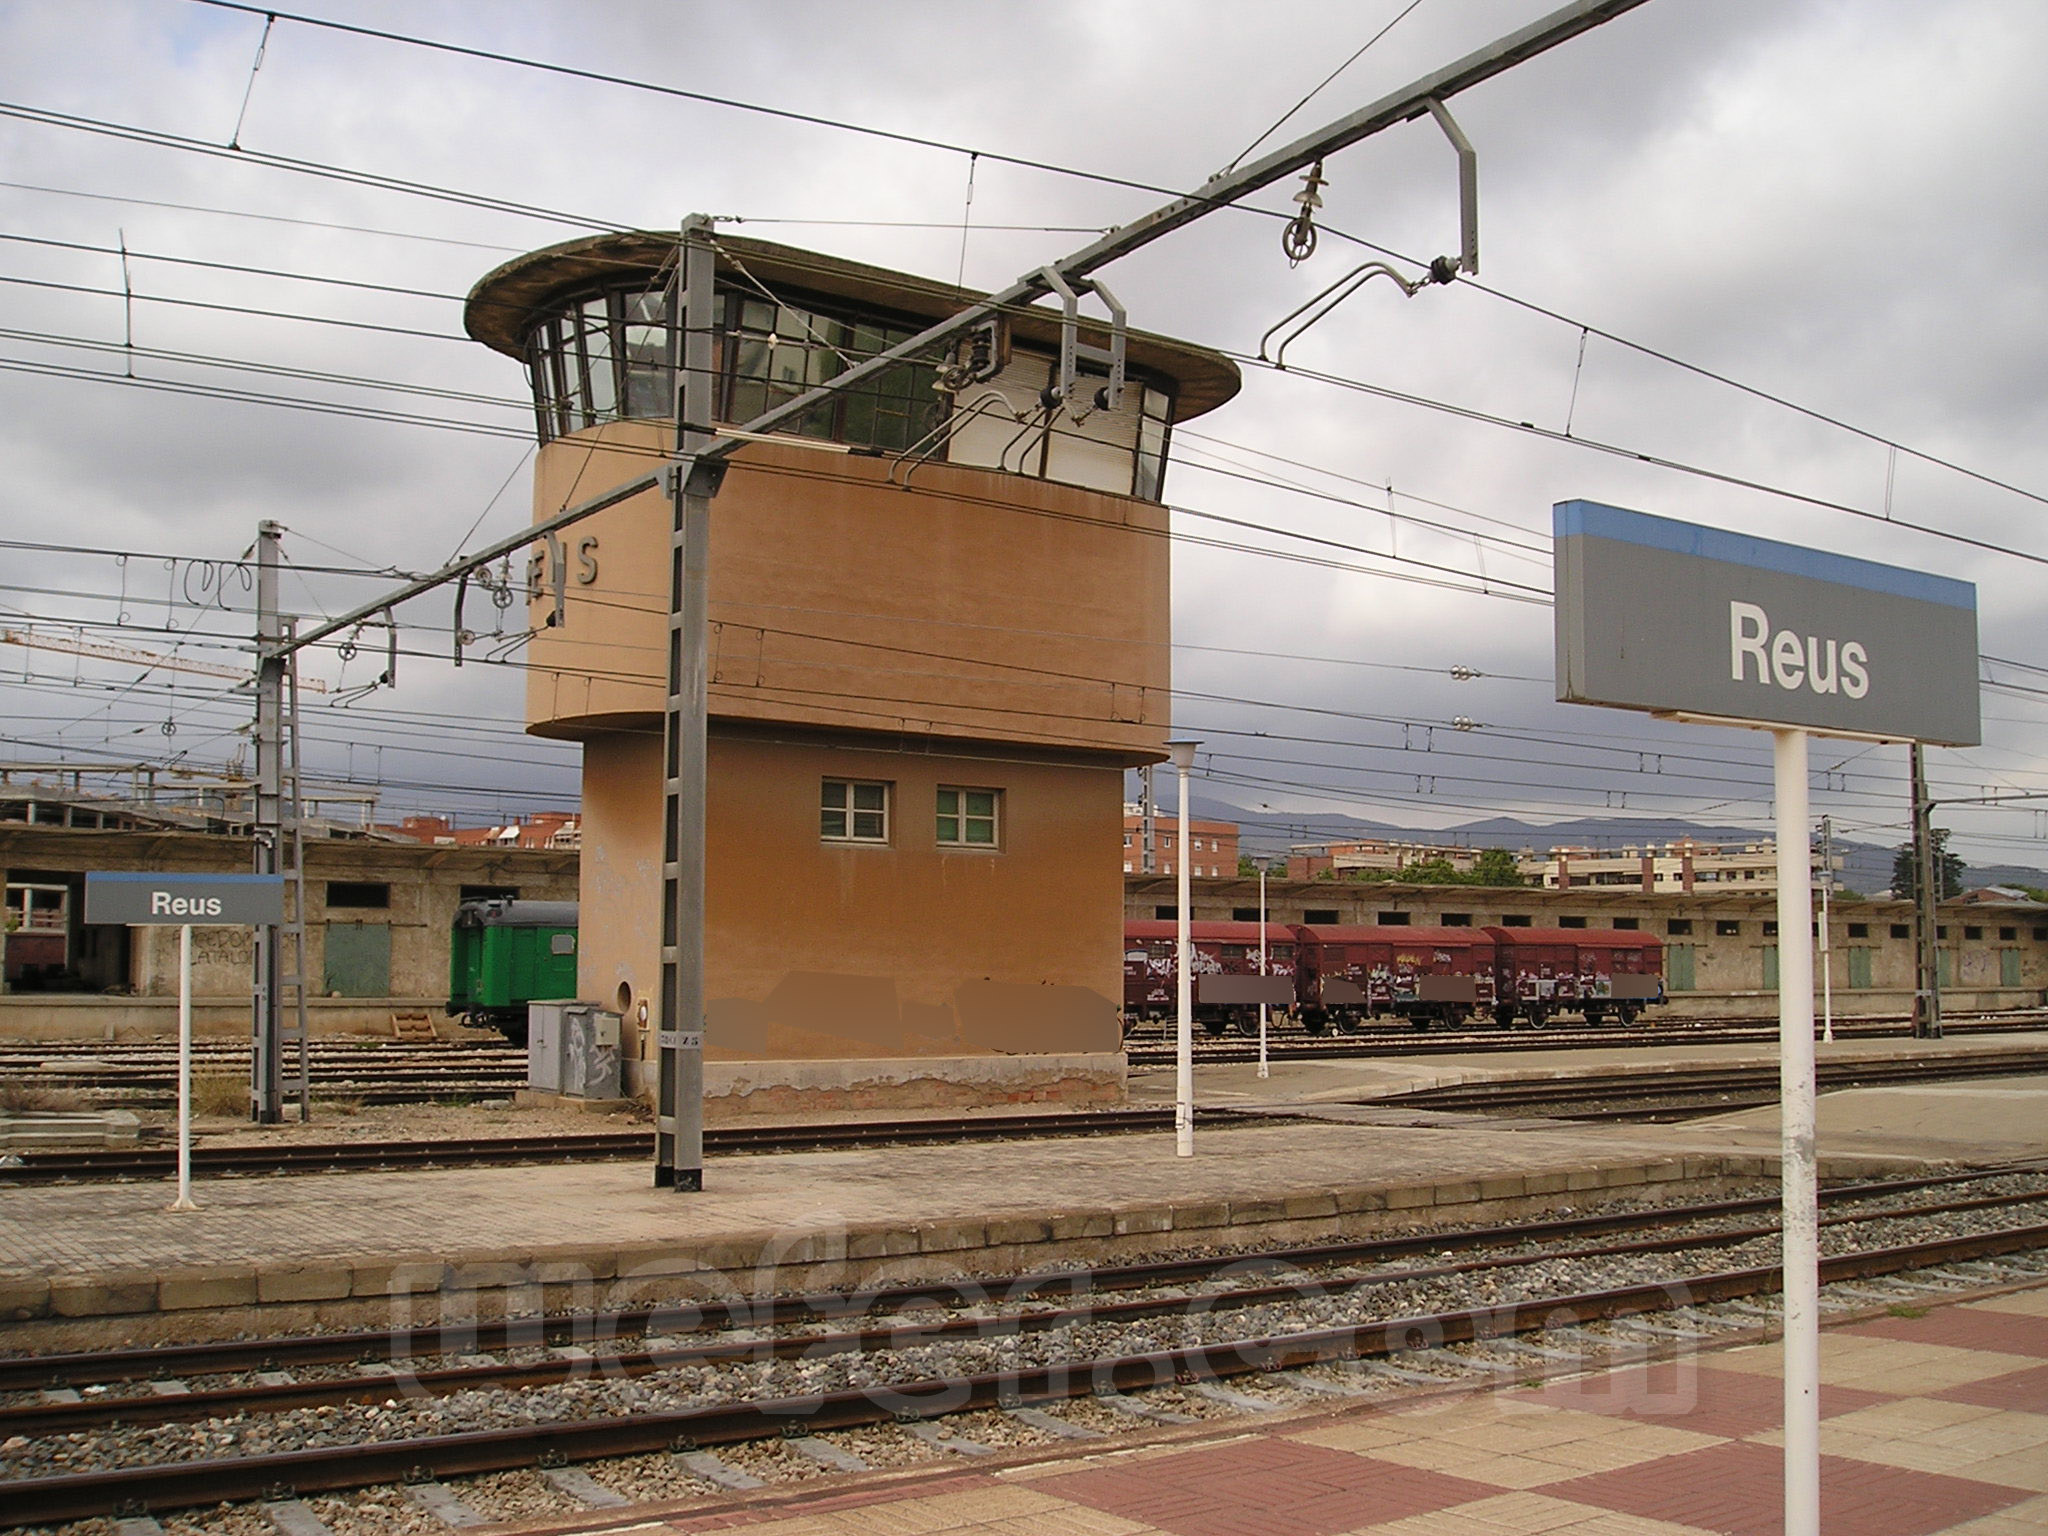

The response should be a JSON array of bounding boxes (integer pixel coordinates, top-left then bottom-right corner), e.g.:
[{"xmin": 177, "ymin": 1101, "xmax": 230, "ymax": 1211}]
[{"xmin": 3, "ymin": 0, "xmax": 2046, "ymax": 871}]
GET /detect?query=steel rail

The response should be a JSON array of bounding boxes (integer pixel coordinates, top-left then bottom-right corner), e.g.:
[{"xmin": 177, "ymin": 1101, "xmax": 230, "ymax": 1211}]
[
  {"xmin": 7, "ymin": 1221, "xmax": 2043, "ymax": 1525},
  {"xmin": 1123, "ymin": 1012, "xmax": 2048, "ymax": 1063},
  {"xmin": 0, "ymin": 1108, "xmax": 1192, "ymax": 1183},
  {"xmin": 9, "ymin": 1185, "xmax": 2045, "ymax": 1440},
  {"xmin": 5, "ymin": 1163, "xmax": 2036, "ymax": 1393},
  {"xmin": 1378, "ymin": 1048, "xmax": 2048, "ymax": 1114}
]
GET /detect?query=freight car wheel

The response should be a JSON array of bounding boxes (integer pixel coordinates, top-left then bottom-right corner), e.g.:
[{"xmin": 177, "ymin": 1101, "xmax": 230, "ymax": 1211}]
[
  {"xmin": 1201, "ymin": 1019, "xmax": 1228, "ymax": 1037},
  {"xmin": 1300, "ymin": 1016, "xmax": 1326, "ymax": 1036},
  {"xmin": 1526, "ymin": 1006, "xmax": 1548, "ymax": 1030}
]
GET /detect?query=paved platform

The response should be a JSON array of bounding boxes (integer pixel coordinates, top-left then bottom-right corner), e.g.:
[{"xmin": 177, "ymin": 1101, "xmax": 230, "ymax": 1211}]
[
  {"xmin": 496, "ymin": 1284, "xmax": 2048, "ymax": 1536},
  {"xmin": 2, "ymin": 1036, "xmax": 2043, "ymax": 1345}
]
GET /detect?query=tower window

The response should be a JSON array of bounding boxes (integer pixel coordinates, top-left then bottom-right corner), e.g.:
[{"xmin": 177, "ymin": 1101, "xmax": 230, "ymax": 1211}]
[
  {"xmin": 936, "ymin": 786, "xmax": 1000, "ymax": 847},
  {"xmin": 821, "ymin": 779, "xmax": 889, "ymax": 843}
]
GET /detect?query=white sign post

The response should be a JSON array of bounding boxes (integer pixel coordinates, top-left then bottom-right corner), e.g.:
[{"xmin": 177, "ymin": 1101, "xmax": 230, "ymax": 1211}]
[
  {"xmin": 85, "ymin": 872, "xmax": 287, "ymax": 1213},
  {"xmin": 1257, "ymin": 866, "xmax": 1270, "ymax": 1081},
  {"xmin": 1167, "ymin": 740, "xmax": 1199, "ymax": 1158},
  {"xmin": 1553, "ymin": 500, "xmax": 1979, "ymax": 1536}
]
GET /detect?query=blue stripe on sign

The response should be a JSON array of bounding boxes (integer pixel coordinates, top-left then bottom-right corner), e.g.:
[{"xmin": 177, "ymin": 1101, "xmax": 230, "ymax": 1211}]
[
  {"xmin": 1553, "ymin": 500, "xmax": 1977, "ymax": 610},
  {"xmin": 86, "ymin": 872, "xmax": 286, "ymax": 884}
]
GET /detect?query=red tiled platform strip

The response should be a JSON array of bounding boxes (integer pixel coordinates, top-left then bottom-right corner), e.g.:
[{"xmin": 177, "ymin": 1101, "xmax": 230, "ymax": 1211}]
[
  {"xmin": 1510, "ymin": 1355, "xmax": 1896, "ymax": 1438},
  {"xmin": 1852, "ymin": 1307, "xmax": 2048, "ymax": 1356},
  {"xmin": 1546, "ymin": 1438, "xmax": 2023, "ymax": 1536},
  {"xmin": 1938, "ymin": 1359, "xmax": 2048, "ymax": 1413},
  {"xmin": 1031, "ymin": 1434, "xmax": 1505, "ymax": 1536},
  {"xmin": 511, "ymin": 1287, "xmax": 2048, "ymax": 1536}
]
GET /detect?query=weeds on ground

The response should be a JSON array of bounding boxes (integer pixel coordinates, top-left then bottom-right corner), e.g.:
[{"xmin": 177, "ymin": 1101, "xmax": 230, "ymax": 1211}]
[
  {"xmin": 0, "ymin": 1078, "xmax": 85, "ymax": 1114},
  {"xmin": 190, "ymin": 1073, "xmax": 246, "ymax": 1117}
]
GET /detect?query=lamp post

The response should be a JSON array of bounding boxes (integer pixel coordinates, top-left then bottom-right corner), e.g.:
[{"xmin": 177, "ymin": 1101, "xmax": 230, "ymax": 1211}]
[{"xmin": 1167, "ymin": 739, "xmax": 1199, "ymax": 1158}]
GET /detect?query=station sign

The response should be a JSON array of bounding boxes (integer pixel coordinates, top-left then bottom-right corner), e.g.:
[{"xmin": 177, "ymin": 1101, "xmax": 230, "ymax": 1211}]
[
  {"xmin": 1553, "ymin": 499, "xmax": 1980, "ymax": 745},
  {"xmin": 84, "ymin": 871, "xmax": 286, "ymax": 926}
]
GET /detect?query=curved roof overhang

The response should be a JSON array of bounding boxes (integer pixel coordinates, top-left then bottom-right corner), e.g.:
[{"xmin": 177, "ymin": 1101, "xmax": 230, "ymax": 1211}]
[{"xmin": 464, "ymin": 231, "xmax": 1241, "ymax": 420}]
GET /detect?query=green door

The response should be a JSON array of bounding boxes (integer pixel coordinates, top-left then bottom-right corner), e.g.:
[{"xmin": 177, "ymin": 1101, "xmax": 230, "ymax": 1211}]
[
  {"xmin": 324, "ymin": 922, "xmax": 392, "ymax": 997},
  {"xmin": 1937, "ymin": 948, "xmax": 1955, "ymax": 988},
  {"xmin": 2001, "ymin": 948, "xmax": 2022, "ymax": 987},
  {"xmin": 1847, "ymin": 946, "xmax": 1873, "ymax": 990},
  {"xmin": 1762, "ymin": 944, "xmax": 1779, "ymax": 991},
  {"xmin": 1666, "ymin": 943, "xmax": 1695, "ymax": 992}
]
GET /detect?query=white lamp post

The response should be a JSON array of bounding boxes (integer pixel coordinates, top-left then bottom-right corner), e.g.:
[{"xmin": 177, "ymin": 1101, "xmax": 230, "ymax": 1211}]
[
  {"xmin": 1257, "ymin": 865, "xmax": 1270, "ymax": 1080},
  {"xmin": 1167, "ymin": 739, "xmax": 1199, "ymax": 1157}
]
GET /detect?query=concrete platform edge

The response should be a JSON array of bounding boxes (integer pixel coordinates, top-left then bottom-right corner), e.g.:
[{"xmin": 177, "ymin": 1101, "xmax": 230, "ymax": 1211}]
[{"xmin": 1, "ymin": 1149, "xmax": 1901, "ymax": 1341}]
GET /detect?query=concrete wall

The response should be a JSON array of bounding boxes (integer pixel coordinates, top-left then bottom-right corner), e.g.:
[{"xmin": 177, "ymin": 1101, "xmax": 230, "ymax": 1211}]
[
  {"xmin": 1129, "ymin": 875, "xmax": 2048, "ymax": 1019},
  {"xmin": 521, "ymin": 431, "xmax": 1170, "ymax": 756},
  {"xmin": 582, "ymin": 724, "xmax": 1126, "ymax": 1081}
]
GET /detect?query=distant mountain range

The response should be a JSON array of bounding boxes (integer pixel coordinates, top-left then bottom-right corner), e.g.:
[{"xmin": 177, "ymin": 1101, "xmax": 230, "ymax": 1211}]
[{"xmin": 1189, "ymin": 795, "xmax": 2047, "ymax": 898}]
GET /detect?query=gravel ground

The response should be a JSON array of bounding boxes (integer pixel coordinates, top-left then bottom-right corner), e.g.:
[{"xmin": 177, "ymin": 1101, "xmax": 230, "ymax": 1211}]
[
  {"xmin": 6, "ymin": 1175, "xmax": 2045, "ymax": 1536},
  {"xmin": 6, "ymin": 1183, "xmax": 2045, "ymax": 1484}
]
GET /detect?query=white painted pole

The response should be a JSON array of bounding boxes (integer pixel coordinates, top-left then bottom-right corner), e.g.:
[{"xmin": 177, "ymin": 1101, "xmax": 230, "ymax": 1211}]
[
  {"xmin": 1775, "ymin": 729, "xmax": 1818, "ymax": 1536},
  {"xmin": 1819, "ymin": 815, "xmax": 1834, "ymax": 1045},
  {"xmin": 170, "ymin": 923, "xmax": 197, "ymax": 1213},
  {"xmin": 1168, "ymin": 740, "xmax": 1198, "ymax": 1158},
  {"xmin": 1257, "ymin": 866, "xmax": 1270, "ymax": 1080}
]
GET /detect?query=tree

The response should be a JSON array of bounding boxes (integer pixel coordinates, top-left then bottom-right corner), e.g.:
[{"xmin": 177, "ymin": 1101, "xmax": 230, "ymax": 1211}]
[
  {"xmin": 1469, "ymin": 847, "xmax": 1526, "ymax": 887},
  {"xmin": 1394, "ymin": 857, "xmax": 1461, "ymax": 885},
  {"xmin": 1891, "ymin": 828, "xmax": 1965, "ymax": 903}
]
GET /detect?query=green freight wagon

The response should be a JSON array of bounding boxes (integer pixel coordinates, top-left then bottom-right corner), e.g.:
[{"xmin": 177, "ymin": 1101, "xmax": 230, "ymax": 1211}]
[{"xmin": 447, "ymin": 899, "xmax": 579, "ymax": 1044}]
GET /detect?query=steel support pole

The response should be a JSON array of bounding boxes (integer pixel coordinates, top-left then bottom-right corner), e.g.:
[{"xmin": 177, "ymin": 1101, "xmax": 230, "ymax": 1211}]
[
  {"xmin": 1911, "ymin": 744, "xmax": 1943, "ymax": 1039},
  {"xmin": 1774, "ymin": 728, "xmax": 1819, "ymax": 1536},
  {"xmin": 272, "ymin": 4, "xmax": 1651, "ymax": 682},
  {"xmin": 1167, "ymin": 741, "xmax": 1198, "ymax": 1157},
  {"xmin": 250, "ymin": 520, "xmax": 284, "ymax": 1124},
  {"xmin": 656, "ymin": 223, "xmax": 717, "ymax": 1191}
]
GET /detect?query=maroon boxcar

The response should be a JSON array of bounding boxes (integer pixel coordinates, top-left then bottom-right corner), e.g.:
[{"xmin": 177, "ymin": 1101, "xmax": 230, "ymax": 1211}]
[
  {"xmin": 1483, "ymin": 927, "xmax": 1664, "ymax": 1026},
  {"xmin": 1122, "ymin": 920, "xmax": 1295, "ymax": 1037},
  {"xmin": 1293, "ymin": 925, "xmax": 1498, "ymax": 1032}
]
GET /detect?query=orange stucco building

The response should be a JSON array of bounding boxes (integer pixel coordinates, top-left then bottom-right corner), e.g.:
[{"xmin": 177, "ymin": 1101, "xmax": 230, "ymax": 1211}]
[{"xmin": 465, "ymin": 232, "xmax": 1237, "ymax": 1111}]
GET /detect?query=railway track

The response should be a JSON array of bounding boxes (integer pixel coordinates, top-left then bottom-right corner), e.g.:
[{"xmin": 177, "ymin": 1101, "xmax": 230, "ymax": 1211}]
[
  {"xmin": 4, "ymin": 1163, "xmax": 2044, "ymax": 1526},
  {"xmin": 10, "ymin": 1042, "xmax": 2046, "ymax": 1182},
  {"xmin": 0, "ymin": 1040, "xmax": 530, "ymax": 1109},
  {"xmin": 0, "ymin": 1106, "xmax": 1191, "ymax": 1183},
  {"xmin": 1124, "ymin": 1009, "xmax": 2048, "ymax": 1064},
  {"xmin": 1374, "ymin": 1043, "xmax": 2048, "ymax": 1120}
]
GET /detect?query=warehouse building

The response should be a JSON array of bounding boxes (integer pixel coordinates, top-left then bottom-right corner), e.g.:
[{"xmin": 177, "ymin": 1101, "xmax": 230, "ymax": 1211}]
[{"xmin": 0, "ymin": 817, "xmax": 574, "ymax": 1039}]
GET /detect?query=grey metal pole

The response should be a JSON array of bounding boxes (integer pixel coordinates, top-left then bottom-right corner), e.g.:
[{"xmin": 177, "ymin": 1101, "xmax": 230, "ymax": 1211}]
[
  {"xmin": 1911, "ymin": 745, "xmax": 1943, "ymax": 1039},
  {"xmin": 250, "ymin": 520, "xmax": 284, "ymax": 1124},
  {"xmin": 275, "ymin": 1, "xmax": 1651, "ymax": 672},
  {"xmin": 1774, "ymin": 729, "xmax": 1820, "ymax": 1536},
  {"xmin": 656, "ymin": 221, "xmax": 717, "ymax": 1191}
]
